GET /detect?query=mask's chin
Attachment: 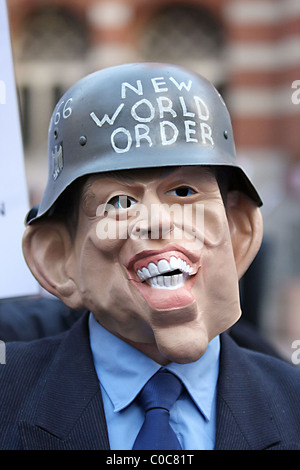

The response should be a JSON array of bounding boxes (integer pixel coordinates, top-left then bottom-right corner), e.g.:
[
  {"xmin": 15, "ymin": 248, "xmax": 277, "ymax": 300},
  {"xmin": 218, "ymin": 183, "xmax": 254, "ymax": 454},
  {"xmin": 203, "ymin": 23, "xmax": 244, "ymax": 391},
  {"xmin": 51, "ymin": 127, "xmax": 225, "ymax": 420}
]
[
  {"xmin": 113, "ymin": 300, "xmax": 208, "ymax": 365},
  {"xmin": 150, "ymin": 302, "xmax": 210, "ymax": 364}
]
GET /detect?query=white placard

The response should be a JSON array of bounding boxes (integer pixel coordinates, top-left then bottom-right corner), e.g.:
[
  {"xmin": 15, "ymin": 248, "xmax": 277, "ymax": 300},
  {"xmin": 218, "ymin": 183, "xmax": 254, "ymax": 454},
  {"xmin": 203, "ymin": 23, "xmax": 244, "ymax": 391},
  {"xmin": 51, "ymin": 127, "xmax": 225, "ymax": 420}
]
[{"xmin": 0, "ymin": 0, "xmax": 39, "ymax": 299}]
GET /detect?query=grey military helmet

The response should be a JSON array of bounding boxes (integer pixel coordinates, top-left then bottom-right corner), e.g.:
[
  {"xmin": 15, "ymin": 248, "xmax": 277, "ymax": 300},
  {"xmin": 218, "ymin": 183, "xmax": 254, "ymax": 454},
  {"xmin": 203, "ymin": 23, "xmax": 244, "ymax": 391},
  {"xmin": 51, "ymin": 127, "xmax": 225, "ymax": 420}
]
[{"xmin": 26, "ymin": 62, "xmax": 262, "ymax": 224}]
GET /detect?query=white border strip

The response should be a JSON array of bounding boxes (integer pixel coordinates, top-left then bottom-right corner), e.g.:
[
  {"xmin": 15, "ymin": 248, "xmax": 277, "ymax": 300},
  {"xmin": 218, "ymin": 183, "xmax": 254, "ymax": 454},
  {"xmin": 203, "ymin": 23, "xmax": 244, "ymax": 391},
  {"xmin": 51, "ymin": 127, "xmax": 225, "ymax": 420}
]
[
  {"xmin": 227, "ymin": 86, "xmax": 300, "ymax": 116},
  {"xmin": 225, "ymin": 0, "xmax": 300, "ymax": 24},
  {"xmin": 227, "ymin": 36, "xmax": 300, "ymax": 71}
]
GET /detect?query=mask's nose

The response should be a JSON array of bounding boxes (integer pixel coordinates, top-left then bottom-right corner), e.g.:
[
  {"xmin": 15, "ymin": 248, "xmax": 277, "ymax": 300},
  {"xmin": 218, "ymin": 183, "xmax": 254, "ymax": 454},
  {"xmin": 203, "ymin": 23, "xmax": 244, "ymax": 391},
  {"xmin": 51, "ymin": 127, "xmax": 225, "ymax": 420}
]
[{"xmin": 129, "ymin": 191, "xmax": 175, "ymax": 240}]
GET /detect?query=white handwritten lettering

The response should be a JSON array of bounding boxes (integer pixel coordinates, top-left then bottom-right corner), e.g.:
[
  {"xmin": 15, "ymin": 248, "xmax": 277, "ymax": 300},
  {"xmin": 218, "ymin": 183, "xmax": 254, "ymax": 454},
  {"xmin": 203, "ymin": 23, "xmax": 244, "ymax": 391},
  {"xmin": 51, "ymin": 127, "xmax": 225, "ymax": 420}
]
[
  {"xmin": 90, "ymin": 104, "xmax": 124, "ymax": 127},
  {"xmin": 194, "ymin": 96, "xmax": 210, "ymax": 121},
  {"xmin": 54, "ymin": 98, "xmax": 73, "ymax": 125},
  {"xmin": 89, "ymin": 76, "xmax": 215, "ymax": 154},
  {"xmin": 131, "ymin": 99, "xmax": 155, "ymax": 122},
  {"xmin": 111, "ymin": 127, "xmax": 132, "ymax": 153},
  {"xmin": 179, "ymin": 96, "xmax": 195, "ymax": 118},
  {"xmin": 169, "ymin": 76, "xmax": 193, "ymax": 92},
  {"xmin": 160, "ymin": 121, "xmax": 179, "ymax": 146},
  {"xmin": 151, "ymin": 77, "xmax": 168, "ymax": 93},
  {"xmin": 200, "ymin": 122, "xmax": 214, "ymax": 145},
  {"xmin": 121, "ymin": 76, "xmax": 193, "ymax": 99},
  {"xmin": 135, "ymin": 124, "xmax": 153, "ymax": 148},
  {"xmin": 121, "ymin": 80, "xmax": 143, "ymax": 99},
  {"xmin": 157, "ymin": 96, "xmax": 177, "ymax": 119},
  {"xmin": 110, "ymin": 120, "xmax": 213, "ymax": 153},
  {"xmin": 184, "ymin": 120, "xmax": 197, "ymax": 143}
]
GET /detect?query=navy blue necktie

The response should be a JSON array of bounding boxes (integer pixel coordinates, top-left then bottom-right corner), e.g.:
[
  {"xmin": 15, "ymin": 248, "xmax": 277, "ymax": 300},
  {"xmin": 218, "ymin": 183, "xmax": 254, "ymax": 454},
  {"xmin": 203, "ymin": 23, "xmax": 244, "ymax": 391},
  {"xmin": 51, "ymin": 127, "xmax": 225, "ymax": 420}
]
[{"xmin": 133, "ymin": 369, "xmax": 183, "ymax": 450}]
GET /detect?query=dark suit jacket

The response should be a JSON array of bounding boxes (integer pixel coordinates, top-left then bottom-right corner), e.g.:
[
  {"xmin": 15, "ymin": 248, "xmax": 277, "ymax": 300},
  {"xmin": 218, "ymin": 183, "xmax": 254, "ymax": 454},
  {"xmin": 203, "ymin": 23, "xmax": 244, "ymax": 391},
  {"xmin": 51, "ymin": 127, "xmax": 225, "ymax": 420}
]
[{"xmin": 0, "ymin": 313, "xmax": 300, "ymax": 450}]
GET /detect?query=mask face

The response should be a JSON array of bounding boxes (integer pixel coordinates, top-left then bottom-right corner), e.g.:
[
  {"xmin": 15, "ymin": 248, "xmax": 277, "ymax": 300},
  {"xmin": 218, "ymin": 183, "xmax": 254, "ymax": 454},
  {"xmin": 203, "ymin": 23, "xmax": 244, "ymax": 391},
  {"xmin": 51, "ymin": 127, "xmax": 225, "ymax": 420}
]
[{"xmin": 71, "ymin": 166, "xmax": 241, "ymax": 364}]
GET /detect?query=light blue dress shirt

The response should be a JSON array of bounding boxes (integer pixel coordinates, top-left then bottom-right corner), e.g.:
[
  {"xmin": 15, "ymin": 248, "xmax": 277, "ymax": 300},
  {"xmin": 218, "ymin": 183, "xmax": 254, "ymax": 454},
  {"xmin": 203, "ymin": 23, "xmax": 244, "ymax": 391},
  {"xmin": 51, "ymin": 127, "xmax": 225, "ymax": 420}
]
[{"xmin": 89, "ymin": 313, "xmax": 220, "ymax": 450}]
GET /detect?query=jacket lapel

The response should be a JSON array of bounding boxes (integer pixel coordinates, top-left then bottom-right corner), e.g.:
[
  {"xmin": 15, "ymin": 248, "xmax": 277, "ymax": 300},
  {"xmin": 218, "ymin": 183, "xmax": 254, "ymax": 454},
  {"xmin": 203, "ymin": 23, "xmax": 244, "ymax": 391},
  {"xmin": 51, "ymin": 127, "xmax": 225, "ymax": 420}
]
[
  {"xmin": 19, "ymin": 313, "xmax": 110, "ymax": 450},
  {"xmin": 215, "ymin": 333, "xmax": 282, "ymax": 450}
]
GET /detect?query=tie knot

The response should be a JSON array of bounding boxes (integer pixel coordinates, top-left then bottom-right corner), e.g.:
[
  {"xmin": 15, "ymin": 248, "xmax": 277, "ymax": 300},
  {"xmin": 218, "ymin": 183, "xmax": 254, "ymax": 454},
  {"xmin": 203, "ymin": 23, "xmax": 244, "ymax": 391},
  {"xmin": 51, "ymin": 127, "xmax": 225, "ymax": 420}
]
[{"xmin": 138, "ymin": 370, "xmax": 183, "ymax": 412}]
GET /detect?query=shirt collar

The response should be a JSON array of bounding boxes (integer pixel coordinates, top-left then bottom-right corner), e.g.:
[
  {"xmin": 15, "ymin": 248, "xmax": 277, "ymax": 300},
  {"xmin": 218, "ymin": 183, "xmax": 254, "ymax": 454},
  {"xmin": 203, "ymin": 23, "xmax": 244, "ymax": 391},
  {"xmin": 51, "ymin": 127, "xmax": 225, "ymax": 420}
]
[{"xmin": 89, "ymin": 313, "xmax": 220, "ymax": 421}]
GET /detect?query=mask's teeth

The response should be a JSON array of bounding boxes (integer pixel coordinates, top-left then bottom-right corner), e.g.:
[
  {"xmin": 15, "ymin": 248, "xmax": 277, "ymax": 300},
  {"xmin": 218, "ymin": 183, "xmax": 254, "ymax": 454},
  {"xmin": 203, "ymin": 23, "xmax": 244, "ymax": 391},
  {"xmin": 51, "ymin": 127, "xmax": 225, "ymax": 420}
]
[
  {"xmin": 136, "ymin": 257, "xmax": 194, "ymax": 283},
  {"xmin": 141, "ymin": 267, "xmax": 151, "ymax": 280},
  {"xmin": 169, "ymin": 256, "xmax": 179, "ymax": 270},
  {"xmin": 145, "ymin": 272, "xmax": 186, "ymax": 289},
  {"xmin": 172, "ymin": 273, "xmax": 183, "ymax": 287},
  {"xmin": 148, "ymin": 262, "xmax": 159, "ymax": 277},
  {"xmin": 157, "ymin": 259, "xmax": 170, "ymax": 274}
]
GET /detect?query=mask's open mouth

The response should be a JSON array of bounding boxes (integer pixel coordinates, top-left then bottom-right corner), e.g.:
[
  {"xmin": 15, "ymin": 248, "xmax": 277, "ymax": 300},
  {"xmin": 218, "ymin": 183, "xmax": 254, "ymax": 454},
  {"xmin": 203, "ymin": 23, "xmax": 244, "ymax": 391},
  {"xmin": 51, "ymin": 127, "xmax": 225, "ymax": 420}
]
[{"xmin": 127, "ymin": 247, "xmax": 200, "ymax": 309}]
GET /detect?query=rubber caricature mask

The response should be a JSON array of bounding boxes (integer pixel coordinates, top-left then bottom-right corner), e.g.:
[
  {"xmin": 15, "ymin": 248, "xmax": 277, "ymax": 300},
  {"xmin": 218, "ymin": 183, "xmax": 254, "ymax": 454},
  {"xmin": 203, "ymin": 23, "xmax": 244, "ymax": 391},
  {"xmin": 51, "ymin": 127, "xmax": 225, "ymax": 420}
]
[{"xmin": 22, "ymin": 63, "xmax": 263, "ymax": 364}]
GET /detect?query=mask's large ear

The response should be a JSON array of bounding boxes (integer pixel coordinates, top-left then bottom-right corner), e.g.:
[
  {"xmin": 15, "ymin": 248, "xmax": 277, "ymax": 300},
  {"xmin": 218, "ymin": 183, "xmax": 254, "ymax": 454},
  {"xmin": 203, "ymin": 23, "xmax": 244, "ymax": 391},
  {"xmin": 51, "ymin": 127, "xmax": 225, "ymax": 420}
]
[
  {"xmin": 226, "ymin": 191, "xmax": 263, "ymax": 279},
  {"xmin": 22, "ymin": 220, "xmax": 84, "ymax": 310}
]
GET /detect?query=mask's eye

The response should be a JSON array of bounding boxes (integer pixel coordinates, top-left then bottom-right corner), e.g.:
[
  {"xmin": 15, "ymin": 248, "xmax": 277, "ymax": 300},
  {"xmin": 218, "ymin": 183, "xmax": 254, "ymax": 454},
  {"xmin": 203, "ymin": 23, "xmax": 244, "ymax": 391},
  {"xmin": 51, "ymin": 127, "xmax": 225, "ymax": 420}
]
[
  {"xmin": 106, "ymin": 195, "xmax": 138, "ymax": 210},
  {"xmin": 167, "ymin": 186, "xmax": 196, "ymax": 197}
]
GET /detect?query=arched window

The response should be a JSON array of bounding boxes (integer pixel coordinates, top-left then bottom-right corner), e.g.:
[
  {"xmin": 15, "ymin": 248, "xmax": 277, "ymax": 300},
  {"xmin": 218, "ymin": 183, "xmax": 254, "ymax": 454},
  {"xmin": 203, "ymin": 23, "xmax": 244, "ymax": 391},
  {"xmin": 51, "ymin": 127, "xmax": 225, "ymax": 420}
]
[
  {"xmin": 19, "ymin": 6, "xmax": 88, "ymax": 61},
  {"xmin": 140, "ymin": 4, "xmax": 225, "ymax": 85}
]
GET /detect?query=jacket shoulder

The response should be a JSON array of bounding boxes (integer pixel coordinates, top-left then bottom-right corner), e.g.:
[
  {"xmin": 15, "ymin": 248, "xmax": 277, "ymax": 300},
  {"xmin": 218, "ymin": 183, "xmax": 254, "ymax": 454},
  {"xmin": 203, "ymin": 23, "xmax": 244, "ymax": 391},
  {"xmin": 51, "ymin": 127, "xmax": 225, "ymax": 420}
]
[
  {"xmin": 0, "ymin": 333, "xmax": 65, "ymax": 393},
  {"xmin": 218, "ymin": 333, "xmax": 300, "ymax": 449},
  {"xmin": 221, "ymin": 331, "xmax": 300, "ymax": 383},
  {"xmin": 0, "ymin": 334, "xmax": 65, "ymax": 449}
]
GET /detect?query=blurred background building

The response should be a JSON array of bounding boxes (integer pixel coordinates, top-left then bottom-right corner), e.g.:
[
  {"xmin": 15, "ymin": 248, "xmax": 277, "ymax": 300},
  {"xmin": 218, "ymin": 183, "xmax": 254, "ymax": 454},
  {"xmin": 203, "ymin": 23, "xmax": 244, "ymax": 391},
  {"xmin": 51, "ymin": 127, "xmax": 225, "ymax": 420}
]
[{"xmin": 6, "ymin": 0, "xmax": 300, "ymax": 359}]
